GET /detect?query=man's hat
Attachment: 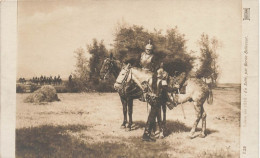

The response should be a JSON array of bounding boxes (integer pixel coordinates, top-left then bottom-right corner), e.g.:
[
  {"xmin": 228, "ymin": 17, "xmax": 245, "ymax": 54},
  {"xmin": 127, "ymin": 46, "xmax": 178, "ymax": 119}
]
[{"xmin": 145, "ymin": 40, "xmax": 153, "ymax": 50}]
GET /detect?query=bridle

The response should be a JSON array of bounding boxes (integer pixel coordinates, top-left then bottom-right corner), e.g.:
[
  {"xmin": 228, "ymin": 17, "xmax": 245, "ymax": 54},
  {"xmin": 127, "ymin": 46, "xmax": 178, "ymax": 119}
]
[
  {"xmin": 102, "ymin": 59, "xmax": 114, "ymax": 80},
  {"xmin": 115, "ymin": 66, "xmax": 132, "ymax": 87}
]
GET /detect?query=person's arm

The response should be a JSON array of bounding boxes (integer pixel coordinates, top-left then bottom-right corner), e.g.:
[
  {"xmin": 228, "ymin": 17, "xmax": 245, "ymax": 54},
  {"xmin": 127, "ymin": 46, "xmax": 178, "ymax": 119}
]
[{"xmin": 151, "ymin": 55, "xmax": 160, "ymax": 72}]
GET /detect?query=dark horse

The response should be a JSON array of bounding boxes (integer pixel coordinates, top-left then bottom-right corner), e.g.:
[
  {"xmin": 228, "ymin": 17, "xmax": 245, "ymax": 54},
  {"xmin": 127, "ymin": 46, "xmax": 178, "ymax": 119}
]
[{"xmin": 100, "ymin": 54, "xmax": 167, "ymax": 133}]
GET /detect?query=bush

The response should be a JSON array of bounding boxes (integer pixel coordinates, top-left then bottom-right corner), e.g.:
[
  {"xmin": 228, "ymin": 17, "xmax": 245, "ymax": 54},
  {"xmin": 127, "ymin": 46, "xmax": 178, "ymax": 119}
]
[
  {"xmin": 16, "ymin": 84, "xmax": 26, "ymax": 93},
  {"xmin": 63, "ymin": 77, "xmax": 115, "ymax": 93},
  {"xmin": 30, "ymin": 84, "xmax": 40, "ymax": 92},
  {"xmin": 95, "ymin": 81, "xmax": 116, "ymax": 92},
  {"xmin": 55, "ymin": 86, "xmax": 68, "ymax": 93},
  {"xmin": 24, "ymin": 85, "xmax": 60, "ymax": 103},
  {"xmin": 64, "ymin": 80, "xmax": 82, "ymax": 93}
]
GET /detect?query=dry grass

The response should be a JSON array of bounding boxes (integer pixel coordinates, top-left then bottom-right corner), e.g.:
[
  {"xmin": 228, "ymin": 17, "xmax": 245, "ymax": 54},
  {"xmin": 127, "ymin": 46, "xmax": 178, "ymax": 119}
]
[
  {"xmin": 16, "ymin": 84, "xmax": 240, "ymax": 158},
  {"xmin": 24, "ymin": 85, "xmax": 60, "ymax": 103},
  {"xmin": 16, "ymin": 125, "xmax": 171, "ymax": 158}
]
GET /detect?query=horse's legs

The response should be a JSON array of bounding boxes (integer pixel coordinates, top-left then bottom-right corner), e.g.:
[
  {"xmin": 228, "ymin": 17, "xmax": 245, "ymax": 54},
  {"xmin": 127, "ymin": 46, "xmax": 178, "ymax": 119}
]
[
  {"xmin": 188, "ymin": 101, "xmax": 203, "ymax": 138},
  {"xmin": 200, "ymin": 105, "xmax": 207, "ymax": 138},
  {"xmin": 120, "ymin": 96, "xmax": 128, "ymax": 128},
  {"xmin": 126, "ymin": 98, "xmax": 133, "ymax": 131}
]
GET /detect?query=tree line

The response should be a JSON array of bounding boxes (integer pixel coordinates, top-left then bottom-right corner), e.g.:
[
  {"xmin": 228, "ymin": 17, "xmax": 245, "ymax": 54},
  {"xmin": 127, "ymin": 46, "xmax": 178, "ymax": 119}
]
[
  {"xmin": 18, "ymin": 75, "xmax": 63, "ymax": 85},
  {"xmin": 70, "ymin": 23, "xmax": 220, "ymax": 92}
]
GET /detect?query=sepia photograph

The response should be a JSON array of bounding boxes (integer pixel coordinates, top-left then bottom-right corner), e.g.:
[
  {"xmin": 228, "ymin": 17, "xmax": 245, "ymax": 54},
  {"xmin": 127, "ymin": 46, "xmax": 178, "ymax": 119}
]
[{"xmin": 1, "ymin": 0, "xmax": 258, "ymax": 157}]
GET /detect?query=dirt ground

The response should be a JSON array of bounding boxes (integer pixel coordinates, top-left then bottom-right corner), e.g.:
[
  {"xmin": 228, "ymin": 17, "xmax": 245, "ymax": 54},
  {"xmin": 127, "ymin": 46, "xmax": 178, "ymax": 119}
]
[{"xmin": 16, "ymin": 84, "xmax": 240, "ymax": 158}]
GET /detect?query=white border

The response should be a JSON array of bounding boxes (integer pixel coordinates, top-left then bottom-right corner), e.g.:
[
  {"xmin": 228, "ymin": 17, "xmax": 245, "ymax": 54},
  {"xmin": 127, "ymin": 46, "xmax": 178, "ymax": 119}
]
[
  {"xmin": 1, "ymin": 1, "xmax": 17, "ymax": 158},
  {"xmin": 0, "ymin": 0, "xmax": 259, "ymax": 157},
  {"xmin": 241, "ymin": 0, "xmax": 259, "ymax": 157}
]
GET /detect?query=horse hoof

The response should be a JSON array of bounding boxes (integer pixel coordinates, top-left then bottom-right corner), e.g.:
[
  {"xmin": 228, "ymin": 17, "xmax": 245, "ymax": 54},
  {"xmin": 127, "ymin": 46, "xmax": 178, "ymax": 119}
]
[
  {"xmin": 120, "ymin": 125, "xmax": 126, "ymax": 129},
  {"xmin": 159, "ymin": 136, "xmax": 164, "ymax": 139},
  {"xmin": 158, "ymin": 133, "xmax": 164, "ymax": 139},
  {"xmin": 151, "ymin": 131, "xmax": 156, "ymax": 137},
  {"xmin": 199, "ymin": 133, "xmax": 206, "ymax": 138},
  {"xmin": 186, "ymin": 134, "xmax": 195, "ymax": 139},
  {"xmin": 186, "ymin": 135, "xmax": 192, "ymax": 139}
]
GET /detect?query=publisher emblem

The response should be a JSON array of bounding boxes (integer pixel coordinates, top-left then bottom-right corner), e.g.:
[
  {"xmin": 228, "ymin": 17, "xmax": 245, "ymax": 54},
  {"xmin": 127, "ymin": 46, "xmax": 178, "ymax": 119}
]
[{"xmin": 243, "ymin": 8, "xmax": 250, "ymax": 21}]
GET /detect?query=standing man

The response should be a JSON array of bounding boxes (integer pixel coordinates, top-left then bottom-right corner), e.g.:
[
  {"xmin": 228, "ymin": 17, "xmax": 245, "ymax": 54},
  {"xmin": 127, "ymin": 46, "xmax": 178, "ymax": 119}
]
[
  {"xmin": 141, "ymin": 41, "xmax": 176, "ymax": 141},
  {"xmin": 140, "ymin": 41, "xmax": 161, "ymax": 141}
]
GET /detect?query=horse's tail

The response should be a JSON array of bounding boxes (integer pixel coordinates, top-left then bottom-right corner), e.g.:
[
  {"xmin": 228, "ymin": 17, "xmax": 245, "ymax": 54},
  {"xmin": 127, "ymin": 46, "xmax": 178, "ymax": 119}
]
[{"xmin": 207, "ymin": 88, "xmax": 213, "ymax": 105}]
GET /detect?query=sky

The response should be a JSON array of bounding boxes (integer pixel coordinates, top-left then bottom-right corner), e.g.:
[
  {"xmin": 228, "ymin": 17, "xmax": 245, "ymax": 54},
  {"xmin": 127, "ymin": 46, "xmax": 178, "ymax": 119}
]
[{"xmin": 18, "ymin": 0, "xmax": 242, "ymax": 83}]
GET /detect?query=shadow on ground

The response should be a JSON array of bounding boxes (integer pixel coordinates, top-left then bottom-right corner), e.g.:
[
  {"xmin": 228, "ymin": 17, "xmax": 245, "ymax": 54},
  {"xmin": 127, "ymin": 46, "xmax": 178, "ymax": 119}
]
[
  {"xmin": 164, "ymin": 120, "xmax": 218, "ymax": 137},
  {"xmin": 131, "ymin": 120, "xmax": 218, "ymax": 137},
  {"xmin": 16, "ymin": 124, "xmax": 171, "ymax": 158},
  {"xmin": 16, "ymin": 124, "xmax": 92, "ymax": 158}
]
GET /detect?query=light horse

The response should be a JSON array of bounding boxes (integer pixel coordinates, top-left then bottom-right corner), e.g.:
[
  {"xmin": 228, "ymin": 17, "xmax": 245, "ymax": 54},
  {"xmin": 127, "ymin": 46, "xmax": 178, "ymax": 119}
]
[
  {"xmin": 100, "ymin": 54, "xmax": 168, "ymax": 132},
  {"xmin": 168, "ymin": 72, "xmax": 213, "ymax": 138},
  {"xmin": 114, "ymin": 64, "xmax": 165, "ymax": 140}
]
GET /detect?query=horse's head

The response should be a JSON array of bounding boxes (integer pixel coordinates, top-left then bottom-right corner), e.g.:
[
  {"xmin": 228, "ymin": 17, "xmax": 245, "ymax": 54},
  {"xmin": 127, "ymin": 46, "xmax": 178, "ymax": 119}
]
[
  {"xmin": 100, "ymin": 58, "xmax": 113, "ymax": 80},
  {"xmin": 114, "ymin": 63, "xmax": 131, "ymax": 91},
  {"xmin": 168, "ymin": 76, "xmax": 180, "ymax": 90},
  {"xmin": 100, "ymin": 53, "xmax": 118, "ymax": 80},
  {"xmin": 168, "ymin": 72, "xmax": 187, "ymax": 90}
]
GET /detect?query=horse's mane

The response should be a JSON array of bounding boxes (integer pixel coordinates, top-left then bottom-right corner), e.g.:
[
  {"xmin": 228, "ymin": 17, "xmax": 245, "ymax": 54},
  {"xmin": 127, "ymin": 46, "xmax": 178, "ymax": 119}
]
[{"xmin": 112, "ymin": 59, "xmax": 122, "ymax": 69}]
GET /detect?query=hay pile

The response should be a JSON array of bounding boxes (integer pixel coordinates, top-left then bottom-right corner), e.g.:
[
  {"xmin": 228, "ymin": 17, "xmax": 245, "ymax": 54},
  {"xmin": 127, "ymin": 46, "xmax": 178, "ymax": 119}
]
[{"xmin": 24, "ymin": 85, "xmax": 60, "ymax": 103}]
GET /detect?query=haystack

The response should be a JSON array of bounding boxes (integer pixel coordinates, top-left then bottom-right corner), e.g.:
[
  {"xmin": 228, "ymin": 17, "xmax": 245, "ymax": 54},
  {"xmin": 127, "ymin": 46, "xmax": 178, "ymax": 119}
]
[{"xmin": 24, "ymin": 85, "xmax": 60, "ymax": 103}]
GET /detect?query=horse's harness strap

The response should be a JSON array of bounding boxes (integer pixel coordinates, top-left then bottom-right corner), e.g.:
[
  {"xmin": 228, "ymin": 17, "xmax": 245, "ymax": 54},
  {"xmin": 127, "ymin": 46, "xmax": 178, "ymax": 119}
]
[
  {"xmin": 104, "ymin": 68, "xmax": 111, "ymax": 79},
  {"xmin": 116, "ymin": 67, "xmax": 132, "ymax": 96},
  {"xmin": 115, "ymin": 67, "xmax": 131, "ymax": 85},
  {"xmin": 104, "ymin": 60, "xmax": 114, "ymax": 79}
]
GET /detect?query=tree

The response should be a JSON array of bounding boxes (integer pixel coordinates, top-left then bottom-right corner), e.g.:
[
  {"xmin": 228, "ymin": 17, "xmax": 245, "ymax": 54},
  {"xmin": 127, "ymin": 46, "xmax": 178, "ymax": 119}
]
[
  {"xmin": 210, "ymin": 37, "xmax": 220, "ymax": 84},
  {"xmin": 196, "ymin": 33, "xmax": 220, "ymax": 86},
  {"xmin": 88, "ymin": 39, "xmax": 108, "ymax": 84},
  {"xmin": 71, "ymin": 47, "xmax": 90, "ymax": 91},
  {"xmin": 113, "ymin": 25, "xmax": 150, "ymax": 63},
  {"xmin": 72, "ymin": 39, "xmax": 115, "ymax": 92},
  {"xmin": 112, "ymin": 24, "xmax": 194, "ymax": 75}
]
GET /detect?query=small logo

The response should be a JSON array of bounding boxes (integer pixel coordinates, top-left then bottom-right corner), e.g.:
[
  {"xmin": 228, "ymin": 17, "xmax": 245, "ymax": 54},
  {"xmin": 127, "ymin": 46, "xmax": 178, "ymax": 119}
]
[{"xmin": 243, "ymin": 8, "xmax": 250, "ymax": 21}]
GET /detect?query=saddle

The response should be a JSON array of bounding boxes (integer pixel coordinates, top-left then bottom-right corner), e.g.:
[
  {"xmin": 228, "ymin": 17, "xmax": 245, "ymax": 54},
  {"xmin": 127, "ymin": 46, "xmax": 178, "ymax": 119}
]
[
  {"xmin": 123, "ymin": 80, "xmax": 143, "ymax": 98},
  {"xmin": 139, "ymin": 76, "xmax": 160, "ymax": 103}
]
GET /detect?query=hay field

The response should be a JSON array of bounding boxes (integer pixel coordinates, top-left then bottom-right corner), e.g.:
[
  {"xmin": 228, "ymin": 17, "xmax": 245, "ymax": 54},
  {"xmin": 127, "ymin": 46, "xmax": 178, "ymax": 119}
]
[{"xmin": 16, "ymin": 84, "xmax": 240, "ymax": 158}]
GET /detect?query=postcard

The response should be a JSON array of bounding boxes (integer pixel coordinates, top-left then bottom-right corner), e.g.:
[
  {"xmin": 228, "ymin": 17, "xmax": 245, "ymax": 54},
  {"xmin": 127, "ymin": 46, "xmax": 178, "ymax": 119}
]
[{"xmin": 1, "ymin": 0, "xmax": 258, "ymax": 157}]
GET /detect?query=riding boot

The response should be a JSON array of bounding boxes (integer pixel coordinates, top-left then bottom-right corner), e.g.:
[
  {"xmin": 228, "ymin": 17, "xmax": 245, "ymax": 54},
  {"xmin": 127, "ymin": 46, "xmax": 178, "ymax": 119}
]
[
  {"xmin": 142, "ymin": 104, "xmax": 157, "ymax": 142},
  {"xmin": 142, "ymin": 121, "xmax": 156, "ymax": 142},
  {"xmin": 151, "ymin": 120, "xmax": 157, "ymax": 136}
]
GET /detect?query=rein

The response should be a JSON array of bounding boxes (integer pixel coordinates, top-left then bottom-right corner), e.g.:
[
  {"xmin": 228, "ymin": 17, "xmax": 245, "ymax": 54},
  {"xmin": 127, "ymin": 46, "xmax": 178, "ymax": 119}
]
[
  {"xmin": 103, "ymin": 68, "xmax": 111, "ymax": 79},
  {"xmin": 115, "ymin": 67, "xmax": 132, "ymax": 90},
  {"xmin": 103, "ymin": 60, "xmax": 114, "ymax": 79},
  {"xmin": 177, "ymin": 88, "xmax": 186, "ymax": 119}
]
